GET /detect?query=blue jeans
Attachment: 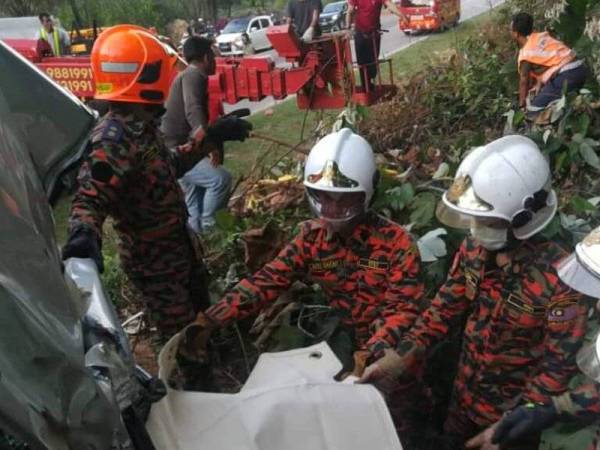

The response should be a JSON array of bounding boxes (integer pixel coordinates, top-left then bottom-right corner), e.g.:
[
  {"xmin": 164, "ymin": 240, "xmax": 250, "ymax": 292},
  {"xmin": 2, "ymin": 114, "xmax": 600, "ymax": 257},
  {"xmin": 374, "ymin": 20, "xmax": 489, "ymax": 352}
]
[
  {"xmin": 531, "ymin": 64, "xmax": 587, "ymax": 110},
  {"xmin": 179, "ymin": 158, "xmax": 232, "ymax": 232}
]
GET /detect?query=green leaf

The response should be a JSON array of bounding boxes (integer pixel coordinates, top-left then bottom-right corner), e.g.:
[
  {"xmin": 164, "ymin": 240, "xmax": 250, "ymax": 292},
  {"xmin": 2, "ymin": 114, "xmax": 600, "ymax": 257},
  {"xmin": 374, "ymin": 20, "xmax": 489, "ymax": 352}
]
[
  {"xmin": 569, "ymin": 196, "xmax": 596, "ymax": 214},
  {"xmin": 540, "ymin": 215, "xmax": 562, "ymax": 240},
  {"xmin": 409, "ymin": 192, "xmax": 437, "ymax": 228},
  {"xmin": 513, "ymin": 109, "xmax": 525, "ymax": 126},
  {"xmin": 356, "ymin": 105, "xmax": 369, "ymax": 119},
  {"xmin": 579, "ymin": 141, "xmax": 600, "ymax": 169},
  {"xmin": 215, "ymin": 210, "xmax": 237, "ymax": 231},
  {"xmin": 556, "ymin": 152, "xmax": 569, "ymax": 172},
  {"xmin": 385, "ymin": 183, "xmax": 415, "ymax": 212},
  {"xmin": 577, "ymin": 114, "xmax": 591, "ymax": 136}
]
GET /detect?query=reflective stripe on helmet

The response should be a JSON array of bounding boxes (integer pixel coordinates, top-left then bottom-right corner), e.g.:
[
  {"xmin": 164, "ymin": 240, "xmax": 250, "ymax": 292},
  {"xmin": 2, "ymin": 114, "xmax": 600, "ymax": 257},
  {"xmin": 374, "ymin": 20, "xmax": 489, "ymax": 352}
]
[{"xmin": 100, "ymin": 62, "xmax": 140, "ymax": 73}]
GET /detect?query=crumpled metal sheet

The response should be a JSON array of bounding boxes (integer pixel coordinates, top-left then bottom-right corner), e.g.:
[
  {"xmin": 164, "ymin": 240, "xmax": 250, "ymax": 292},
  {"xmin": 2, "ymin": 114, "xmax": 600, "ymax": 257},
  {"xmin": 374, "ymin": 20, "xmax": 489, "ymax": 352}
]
[
  {"xmin": 146, "ymin": 339, "xmax": 403, "ymax": 450},
  {"xmin": 0, "ymin": 41, "xmax": 120, "ymax": 448},
  {"xmin": 0, "ymin": 41, "xmax": 95, "ymax": 198}
]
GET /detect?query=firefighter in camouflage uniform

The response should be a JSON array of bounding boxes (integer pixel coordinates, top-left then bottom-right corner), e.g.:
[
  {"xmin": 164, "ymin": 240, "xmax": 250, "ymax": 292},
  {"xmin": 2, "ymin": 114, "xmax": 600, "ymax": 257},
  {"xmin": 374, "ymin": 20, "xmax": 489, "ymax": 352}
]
[
  {"xmin": 359, "ymin": 135, "xmax": 590, "ymax": 448},
  {"xmin": 62, "ymin": 25, "xmax": 251, "ymax": 344},
  {"xmin": 467, "ymin": 225, "xmax": 600, "ymax": 450},
  {"xmin": 182, "ymin": 128, "xmax": 423, "ymax": 350},
  {"xmin": 178, "ymin": 129, "xmax": 427, "ymax": 429}
]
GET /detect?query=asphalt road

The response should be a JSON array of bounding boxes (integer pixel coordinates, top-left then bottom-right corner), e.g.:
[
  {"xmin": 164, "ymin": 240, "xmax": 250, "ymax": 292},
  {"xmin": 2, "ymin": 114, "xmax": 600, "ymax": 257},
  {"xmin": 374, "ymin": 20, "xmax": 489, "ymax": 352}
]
[{"xmin": 224, "ymin": 0, "xmax": 504, "ymax": 115}]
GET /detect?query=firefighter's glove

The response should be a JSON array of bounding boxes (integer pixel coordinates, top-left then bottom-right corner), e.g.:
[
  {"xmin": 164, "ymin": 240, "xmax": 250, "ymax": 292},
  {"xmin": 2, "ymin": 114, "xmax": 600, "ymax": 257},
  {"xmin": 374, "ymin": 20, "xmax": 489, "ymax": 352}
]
[
  {"xmin": 350, "ymin": 350, "xmax": 371, "ymax": 378},
  {"xmin": 176, "ymin": 312, "xmax": 216, "ymax": 364},
  {"xmin": 302, "ymin": 26, "xmax": 315, "ymax": 41},
  {"xmin": 207, "ymin": 116, "xmax": 253, "ymax": 143},
  {"xmin": 356, "ymin": 349, "xmax": 407, "ymax": 394},
  {"xmin": 62, "ymin": 227, "xmax": 104, "ymax": 273},
  {"xmin": 492, "ymin": 403, "xmax": 558, "ymax": 445}
]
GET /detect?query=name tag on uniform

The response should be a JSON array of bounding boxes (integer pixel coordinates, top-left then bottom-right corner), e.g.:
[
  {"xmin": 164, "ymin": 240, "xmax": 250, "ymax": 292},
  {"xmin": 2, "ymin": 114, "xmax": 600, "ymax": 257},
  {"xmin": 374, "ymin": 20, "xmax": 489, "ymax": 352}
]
[
  {"xmin": 505, "ymin": 293, "xmax": 546, "ymax": 317},
  {"xmin": 358, "ymin": 258, "xmax": 389, "ymax": 271},
  {"xmin": 309, "ymin": 258, "xmax": 342, "ymax": 272}
]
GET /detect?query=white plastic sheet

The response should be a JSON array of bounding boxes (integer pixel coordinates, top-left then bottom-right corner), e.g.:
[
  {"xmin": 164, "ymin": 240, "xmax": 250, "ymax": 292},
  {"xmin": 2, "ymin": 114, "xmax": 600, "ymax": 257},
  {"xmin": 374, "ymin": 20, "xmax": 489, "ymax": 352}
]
[{"xmin": 146, "ymin": 338, "xmax": 402, "ymax": 450}]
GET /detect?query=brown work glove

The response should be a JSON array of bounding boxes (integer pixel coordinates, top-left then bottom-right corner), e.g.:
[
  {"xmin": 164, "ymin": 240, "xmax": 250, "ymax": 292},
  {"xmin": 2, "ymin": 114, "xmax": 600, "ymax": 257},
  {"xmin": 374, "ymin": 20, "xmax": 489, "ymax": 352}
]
[
  {"xmin": 356, "ymin": 348, "xmax": 408, "ymax": 394},
  {"xmin": 176, "ymin": 311, "xmax": 216, "ymax": 364},
  {"xmin": 351, "ymin": 350, "xmax": 371, "ymax": 378},
  {"xmin": 335, "ymin": 350, "xmax": 371, "ymax": 381}
]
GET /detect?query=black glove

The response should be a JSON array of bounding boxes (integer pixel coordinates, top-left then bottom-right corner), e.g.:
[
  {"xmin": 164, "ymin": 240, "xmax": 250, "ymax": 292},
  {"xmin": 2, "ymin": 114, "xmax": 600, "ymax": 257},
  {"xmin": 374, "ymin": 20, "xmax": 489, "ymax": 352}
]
[
  {"xmin": 492, "ymin": 403, "xmax": 558, "ymax": 445},
  {"xmin": 62, "ymin": 227, "xmax": 104, "ymax": 273},
  {"xmin": 207, "ymin": 116, "xmax": 253, "ymax": 143}
]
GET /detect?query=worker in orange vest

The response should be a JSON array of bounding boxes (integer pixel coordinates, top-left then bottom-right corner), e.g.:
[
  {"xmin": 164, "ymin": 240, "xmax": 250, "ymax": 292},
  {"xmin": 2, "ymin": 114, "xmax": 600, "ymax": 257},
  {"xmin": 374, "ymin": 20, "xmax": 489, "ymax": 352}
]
[{"xmin": 511, "ymin": 12, "xmax": 586, "ymax": 117}]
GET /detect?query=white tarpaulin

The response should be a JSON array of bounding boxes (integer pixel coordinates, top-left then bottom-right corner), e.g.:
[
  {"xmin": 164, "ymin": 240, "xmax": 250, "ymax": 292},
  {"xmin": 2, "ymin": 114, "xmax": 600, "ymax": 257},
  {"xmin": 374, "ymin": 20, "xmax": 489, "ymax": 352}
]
[{"xmin": 146, "ymin": 337, "xmax": 402, "ymax": 450}]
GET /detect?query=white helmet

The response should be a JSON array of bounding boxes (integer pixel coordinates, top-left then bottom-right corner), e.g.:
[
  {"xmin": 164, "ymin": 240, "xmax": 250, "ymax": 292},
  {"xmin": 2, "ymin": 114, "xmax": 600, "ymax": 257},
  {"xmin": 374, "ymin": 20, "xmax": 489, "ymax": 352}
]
[
  {"xmin": 557, "ymin": 226, "xmax": 600, "ymax": 299},
  {"xmin": 303, "ymin": 128, "xmax": 377, "ymax": 223},
  {"xmin": 557, "ymin": 226, "xmax": 600, "ymax": 383},
  {"xmin": 437, "ymin": 135, "xmax": 557, "ymax": 240}
]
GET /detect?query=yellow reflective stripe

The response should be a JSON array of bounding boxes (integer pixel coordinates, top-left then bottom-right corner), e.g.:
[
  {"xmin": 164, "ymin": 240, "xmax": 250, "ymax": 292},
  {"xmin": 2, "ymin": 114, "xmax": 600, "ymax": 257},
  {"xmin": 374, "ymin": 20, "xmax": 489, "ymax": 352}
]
[
  {"xmin": 53, "ymin": 29, "xmax": 61, "ymax": 56},
  {"xmin": 39, "ymin": 28, "xmax": 61, "ymax": 55}
]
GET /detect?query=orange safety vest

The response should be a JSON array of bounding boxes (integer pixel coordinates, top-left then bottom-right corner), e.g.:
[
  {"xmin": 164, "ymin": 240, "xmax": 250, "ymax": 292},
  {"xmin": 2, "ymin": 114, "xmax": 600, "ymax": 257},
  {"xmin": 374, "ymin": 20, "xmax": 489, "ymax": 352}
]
[
  {"xmin": 518, "ymin": 32, "xmax": 575, "ymax": 84},
  {"xmin": 40, "ymin": 27, "xmax": 61, "ymax": 56}
]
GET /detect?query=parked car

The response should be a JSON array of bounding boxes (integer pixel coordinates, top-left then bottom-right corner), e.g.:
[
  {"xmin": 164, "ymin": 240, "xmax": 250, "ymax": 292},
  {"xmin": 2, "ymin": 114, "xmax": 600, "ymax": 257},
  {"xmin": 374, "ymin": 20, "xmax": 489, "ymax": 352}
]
[
  {"xmin": 397, "ymin": 0, "xmax": 460, "ymax": 34},
  {"xmin": 319, "ymin": 1, "xmax": 348, "ymax": 33},
  {"xmin": 216, "ymin": 15, "xmax": 273, "ymax": 56}
]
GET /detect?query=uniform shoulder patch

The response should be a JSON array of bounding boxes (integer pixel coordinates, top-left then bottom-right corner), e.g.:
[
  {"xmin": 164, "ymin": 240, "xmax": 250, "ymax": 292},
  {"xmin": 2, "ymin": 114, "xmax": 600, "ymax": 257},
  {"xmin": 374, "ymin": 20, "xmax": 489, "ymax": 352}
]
[
  {"xmin": 547, "ymin": 293, "xmax": 583, "ymax": 322},
  {"xmin": 92, "ymin": 119, "xmax": 124, "ymax": 144}
]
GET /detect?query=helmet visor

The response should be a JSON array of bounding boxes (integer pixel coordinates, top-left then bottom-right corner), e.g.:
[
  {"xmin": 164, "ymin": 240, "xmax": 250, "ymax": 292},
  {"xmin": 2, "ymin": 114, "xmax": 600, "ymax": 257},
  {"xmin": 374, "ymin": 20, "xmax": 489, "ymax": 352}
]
[
  {"xmin": 445, "ymin": 175, "xmax": 493, "ymax": 213},
  {"xmin": 306, "ymin": 188, "xmax": 365, "ymax": 222},
  {"xmin": 437, "ymin": 198, "xmax": 510, "ymax": 230},
  {"xmin": 557, "ymin": 252, "xmax": 600, "ymax": 299}
]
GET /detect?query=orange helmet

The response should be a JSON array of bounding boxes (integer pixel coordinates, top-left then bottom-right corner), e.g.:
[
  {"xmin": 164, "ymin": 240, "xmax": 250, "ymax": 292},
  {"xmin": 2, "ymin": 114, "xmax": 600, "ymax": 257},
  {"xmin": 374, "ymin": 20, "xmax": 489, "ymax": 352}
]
[{"xmin": 91, "ymin": 24, "xmax": 180, "ymax": 104}]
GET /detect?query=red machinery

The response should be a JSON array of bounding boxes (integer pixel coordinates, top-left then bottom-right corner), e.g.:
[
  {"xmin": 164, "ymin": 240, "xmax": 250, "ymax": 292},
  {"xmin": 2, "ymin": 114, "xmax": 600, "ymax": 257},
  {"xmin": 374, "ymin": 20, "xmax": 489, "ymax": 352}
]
[
  {"xmin": 6, "ymin": 24, "xmax": 396, "ymax": 111},
  {"xmin": 208, "ymin": 25, "xmax": 396, "ymax": 117}
]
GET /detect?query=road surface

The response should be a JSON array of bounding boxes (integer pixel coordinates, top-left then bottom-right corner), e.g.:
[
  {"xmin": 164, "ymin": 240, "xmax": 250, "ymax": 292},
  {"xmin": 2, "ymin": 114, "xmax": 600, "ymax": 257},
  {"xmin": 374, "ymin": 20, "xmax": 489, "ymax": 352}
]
[{"xmin": 224, "ymin": 0, "xmax": 504, "ymax": 115}]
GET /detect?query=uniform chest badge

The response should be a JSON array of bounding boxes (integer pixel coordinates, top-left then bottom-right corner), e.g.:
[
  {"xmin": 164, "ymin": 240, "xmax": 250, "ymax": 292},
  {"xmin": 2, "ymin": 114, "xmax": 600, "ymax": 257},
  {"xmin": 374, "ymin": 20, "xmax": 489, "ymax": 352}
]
[
  {"xmin": 358, "ymin": 258, "xmax": 389, "ymax": 271},
  {"xmin": 505, "ymin": 293, "xmax": 546, "ymax": 317}
]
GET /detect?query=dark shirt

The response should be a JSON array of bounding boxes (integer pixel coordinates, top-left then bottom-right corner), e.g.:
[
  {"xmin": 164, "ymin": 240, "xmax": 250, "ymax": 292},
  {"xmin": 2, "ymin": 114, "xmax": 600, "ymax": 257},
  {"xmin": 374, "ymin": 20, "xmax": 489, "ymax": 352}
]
[
  {"xmin": 286, "ymin": 0, "xmax": 323, "ymax": 36},
  {"xmin": 161, "ymin": 64, "xmax": 208, "ymax": 148}
]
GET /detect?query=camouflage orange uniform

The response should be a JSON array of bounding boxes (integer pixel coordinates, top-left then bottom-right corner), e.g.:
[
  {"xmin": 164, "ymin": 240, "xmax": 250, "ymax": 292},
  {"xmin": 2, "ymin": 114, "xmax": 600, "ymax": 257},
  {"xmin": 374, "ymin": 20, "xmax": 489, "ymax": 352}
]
[
  {"xmin": 393, "ymin": 237, "xmax": 589, "ymax": 442},
  {"xmin": 205, "ymin": 213, "xmax": 423, "ymax": 351},
  {"xmin": 69, "ymin": 112, "xmax": 209, "ymax": 342}
]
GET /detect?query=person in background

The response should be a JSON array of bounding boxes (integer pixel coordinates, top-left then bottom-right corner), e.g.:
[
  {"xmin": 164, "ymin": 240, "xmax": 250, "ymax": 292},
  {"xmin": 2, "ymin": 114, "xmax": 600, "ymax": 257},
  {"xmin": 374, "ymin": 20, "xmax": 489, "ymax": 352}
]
[
  {"xmin": 511, "ymin": 12, "xmax": 586, "ymax": 117},
  {"xmin": 346, "ymin": 0, "xmax": 405, "ymax": 91},
  {"xmin": 162, "ymin": 36, "xmax": 233, "ymax": 233},
  {"xmin": 285, "ymin": 0, "xmax": 323, "ymax": 41},
  {"xmin": 36, "ymin": 12, "xmax": 70, "ymax": 56}
]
